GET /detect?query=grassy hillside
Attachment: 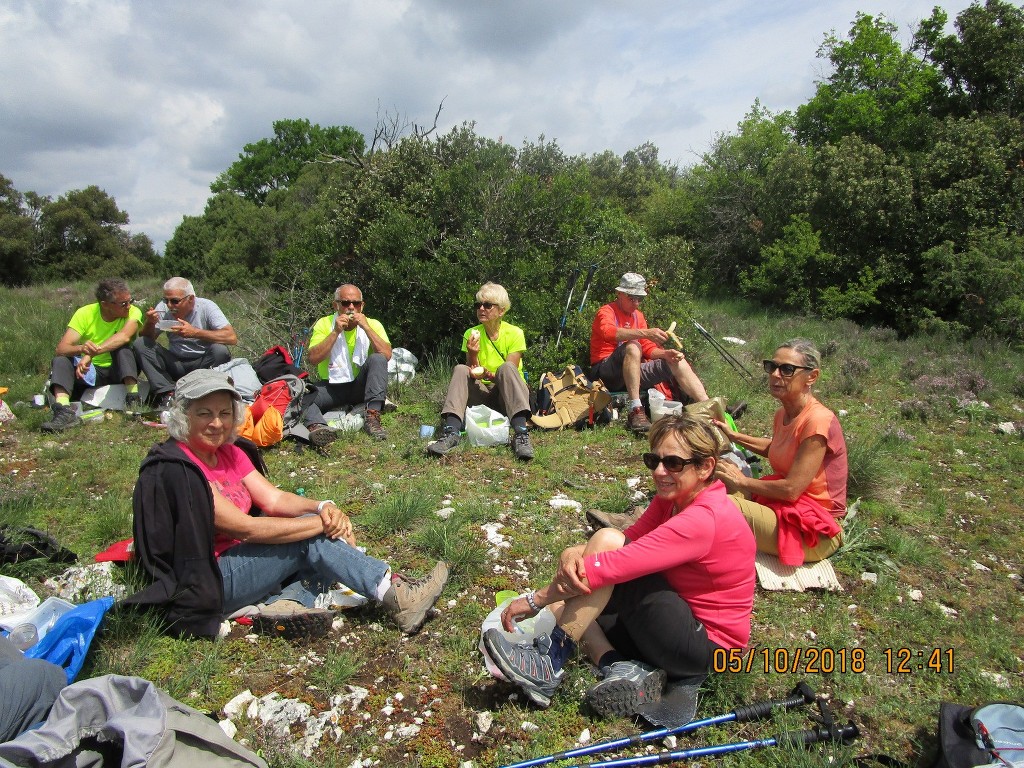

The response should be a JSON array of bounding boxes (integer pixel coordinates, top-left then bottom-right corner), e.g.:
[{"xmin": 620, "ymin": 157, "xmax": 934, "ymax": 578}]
[{"xmin": 1, "ymin": 281, "xmax": 1022, "ymax": 767}]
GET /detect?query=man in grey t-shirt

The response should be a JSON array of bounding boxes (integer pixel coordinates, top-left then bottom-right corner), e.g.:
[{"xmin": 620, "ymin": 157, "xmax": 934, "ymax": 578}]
[{"xmin": 134, "ymin": 277, "xmax": 238, "ymax": 408}]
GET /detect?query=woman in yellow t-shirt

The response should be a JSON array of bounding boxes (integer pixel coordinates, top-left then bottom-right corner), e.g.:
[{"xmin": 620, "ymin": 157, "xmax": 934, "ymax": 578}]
[
  {"xmin": 427, "ymin": 283, "xmax": 534, "ymax": 461},
  {"xmin": 713, "ymin": 338, "xmax": 848, "ymax": 565}
]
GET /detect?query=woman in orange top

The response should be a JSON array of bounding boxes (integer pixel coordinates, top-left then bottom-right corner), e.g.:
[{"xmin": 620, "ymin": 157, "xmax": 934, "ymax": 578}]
[{"xmin": 713, "ymin": 338, "xmax": 847, "ymax": 565}]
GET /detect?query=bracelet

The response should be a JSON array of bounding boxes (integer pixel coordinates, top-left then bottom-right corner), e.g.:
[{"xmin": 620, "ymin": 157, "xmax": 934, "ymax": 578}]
[
  {"xmin": 525, "ymin": 591, "xmax": 539, "ymax": 612},
  {"xmin": 317, "ymin": 499, "xmax": 334, "ymax": 513}
]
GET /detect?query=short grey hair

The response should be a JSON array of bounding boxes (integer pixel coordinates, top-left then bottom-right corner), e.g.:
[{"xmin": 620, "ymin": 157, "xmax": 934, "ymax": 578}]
[
  {"xmin": 164, "ymin": 277, "xmax": 195, "ymax": 296},
  {"xmin": 334, "ymin": 283, "xmax": 363, "ymax": 301},
  {"xmin": 95, "ymin": 278, "xmax": 129, "ymax": 303},
  {"xmin": 777, "ymin": 338, "xmax": 820, "ymax": 371},
  {"xmin": 164, "ymin": 393, "xmax": 246, "ymax": 443}
]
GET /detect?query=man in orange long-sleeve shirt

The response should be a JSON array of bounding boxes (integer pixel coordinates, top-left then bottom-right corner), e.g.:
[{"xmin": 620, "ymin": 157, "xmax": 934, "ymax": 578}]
[{"xmin": 590, "ymin": 272, "xmax": 708, "ymax": 434}]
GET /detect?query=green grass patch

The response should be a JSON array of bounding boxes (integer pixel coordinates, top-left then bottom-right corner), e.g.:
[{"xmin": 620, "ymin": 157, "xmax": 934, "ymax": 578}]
[{"xmin": 3, "ymin": 285, "xmax": 1024, "ymax": 766}]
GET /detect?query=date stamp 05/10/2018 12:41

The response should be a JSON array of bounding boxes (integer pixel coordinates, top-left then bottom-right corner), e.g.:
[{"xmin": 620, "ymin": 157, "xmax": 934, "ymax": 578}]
[{"xmin": 713, "ymin": 647, "xmax": 956, "ymax": 675}]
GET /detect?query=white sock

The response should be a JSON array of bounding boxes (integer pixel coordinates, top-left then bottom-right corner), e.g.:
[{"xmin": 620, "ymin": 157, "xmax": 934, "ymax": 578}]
[
  {"xmin": 630, "ymin": 399, "xmax": 643, "ymax": 410},
  {"xmin": 375, "ymin": 570, "xmax": 393, "ymax": 602}
]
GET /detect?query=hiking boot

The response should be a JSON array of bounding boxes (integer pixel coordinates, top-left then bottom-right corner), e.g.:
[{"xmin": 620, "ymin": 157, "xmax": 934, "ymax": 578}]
[
  {"xmin": 41, "ymin": 404, "xmax": 80, "ymax": 433},
  {"xmin": 382, "ymin": 561, "xmax": 449, "ymax": 634},
  {"xmin": 152, "ymin": 393, "xmax": 173, "ymax": 412},
  {"xmin": 626, "ymin": 406, "xmax": 652, "ymax": 434},
  {"xmin": 586, "ymin": 507, "xmax": 645, "ymax": 532},
  {"xmin": 363, "ymin": 408, "xmax": 387, "ymax": 441},
  {"xmin": 426, "ymin": 428, "xmax": 461, "ymax": 457},
  {"xmin": 512, "ymin": 430, "xmax": 534, "ymax": 461},
  {"xmin": 252, "ymin": 600, "xmax": 334, "ymax": 641},
  {"xmin": 482, "ymin": 629, "xmax": 565, "ymax": 708},
  {"xmin": 726, "ymin": 400, "xmax": 748, "ymax": 420},
  {"xmin": 586, "ymin": 660, "xmax": 667, "ymax": 719},
  {"xmin": 124, "ymin": 393, "xmax": 143, "ymax": 418},
  {"xmin": 307, "ymin": 423, "xmax": 337, "ymax": 447}
]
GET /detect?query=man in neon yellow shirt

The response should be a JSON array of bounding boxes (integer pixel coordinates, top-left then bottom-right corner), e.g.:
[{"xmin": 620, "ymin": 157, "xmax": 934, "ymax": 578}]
[
  {"xmin": 42, "ymin": 278, "xmax": 143, "ymax": 432},
  {"xmin": 304, "ymin": 283, "xmax": 392, "ymax": 442}
]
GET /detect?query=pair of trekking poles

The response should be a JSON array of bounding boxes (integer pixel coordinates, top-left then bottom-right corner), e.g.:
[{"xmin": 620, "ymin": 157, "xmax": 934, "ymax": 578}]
[{"xmin": 501, "ymin": 682, "xmax": 859, "ymax": 768}]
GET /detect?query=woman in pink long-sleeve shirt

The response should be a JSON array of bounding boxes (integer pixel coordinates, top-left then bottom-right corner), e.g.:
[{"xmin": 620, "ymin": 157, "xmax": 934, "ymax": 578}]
[{"xmin": 483, "ymin": 415, "xmax": 755, "ymax": 717}]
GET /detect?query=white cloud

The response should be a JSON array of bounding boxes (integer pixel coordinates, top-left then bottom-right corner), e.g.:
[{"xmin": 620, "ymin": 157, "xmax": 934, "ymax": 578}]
[{"xmin": 0, "ymin": 0, "xmax": 975, "ymax": 250}]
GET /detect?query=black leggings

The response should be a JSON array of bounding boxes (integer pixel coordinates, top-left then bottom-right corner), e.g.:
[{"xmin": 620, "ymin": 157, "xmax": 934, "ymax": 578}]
[{"xmin": 597, "ymin": 572, "xmax": 722, "ymax": 681}]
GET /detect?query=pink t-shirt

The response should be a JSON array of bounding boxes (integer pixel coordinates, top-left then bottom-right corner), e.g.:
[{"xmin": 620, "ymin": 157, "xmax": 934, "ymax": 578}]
[
  {"xmin": 765, "ymin": 396, "xmax": 848, "ymax": 516},
  {"xmin": 178, "ymin": 442, "xmax": 257, "ymax": 556},
  {"xmin": 582, "ymin": 482, "xmax": 756, "ymax": 649}
]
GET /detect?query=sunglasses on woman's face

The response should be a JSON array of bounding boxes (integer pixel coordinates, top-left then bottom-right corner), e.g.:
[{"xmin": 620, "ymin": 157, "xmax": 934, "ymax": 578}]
[
  {"xmin": 642, "ymin": 452, "xmax": 702, "ymax": 473},
  {"xmin": 763, "ymin": 360, "xmax": 814, "ymax": 377},
  {"xmin": 474, "ymin": 301, "xmax": 497, "ymax": 310}
]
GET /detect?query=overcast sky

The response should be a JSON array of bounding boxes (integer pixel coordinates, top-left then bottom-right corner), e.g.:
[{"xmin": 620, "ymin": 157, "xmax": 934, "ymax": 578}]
[{"xmin": 0, "ymin": 0, "xmax": 975, "ymax": 251}]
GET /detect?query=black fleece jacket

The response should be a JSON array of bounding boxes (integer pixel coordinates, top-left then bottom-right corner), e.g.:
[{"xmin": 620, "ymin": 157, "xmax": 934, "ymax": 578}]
[{"xmin": 124, "ymin": 438, "xmax": 265, "ymax": 638}]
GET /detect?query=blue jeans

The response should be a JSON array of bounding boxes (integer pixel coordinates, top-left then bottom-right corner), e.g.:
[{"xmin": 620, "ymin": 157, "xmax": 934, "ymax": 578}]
[{"xmin": 218, "ymin": 534, "xmax": 390, "ymax": 613}]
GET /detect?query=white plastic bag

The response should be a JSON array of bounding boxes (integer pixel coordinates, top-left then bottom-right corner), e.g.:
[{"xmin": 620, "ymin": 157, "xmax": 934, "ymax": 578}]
[
  {"xmin": 465, "ymin": 404, "xmax": 509, "ymax": 447},
  {"xmin": 0, "ymin": 575, "xmax": 40, "ymax": 628},
  {"xmin": 648, "ymin": 388, "xmax": 682, "ymax": 422},
  {"xmin": 388, "ymin": 347, "xmax": 419, "ymax": 384},
  {"xmin": 479, "ymin": 595, "xmax": 557, "ymax": 681}
]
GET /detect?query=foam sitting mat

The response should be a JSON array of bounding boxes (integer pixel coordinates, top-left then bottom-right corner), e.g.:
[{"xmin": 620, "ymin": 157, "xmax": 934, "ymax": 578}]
[{"xmin": 754, "ymin": 551, "xmax": 843, "ymax": 592}]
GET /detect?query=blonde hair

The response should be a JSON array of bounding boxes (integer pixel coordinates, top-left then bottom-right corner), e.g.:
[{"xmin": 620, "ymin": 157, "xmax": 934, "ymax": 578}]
[
  {"xmin": 648, "ymin": 414, "xmax": 729, "ymax": 462},
  {"xmin": 476, "ymin": 282, "xmax": 510, "ymax": 311}
]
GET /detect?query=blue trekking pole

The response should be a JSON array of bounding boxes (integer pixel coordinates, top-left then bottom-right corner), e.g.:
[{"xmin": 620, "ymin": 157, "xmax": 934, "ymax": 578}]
[
  {"xmin": 555, "ymin": 268, "xmax": 582, "ymax": 349},
  {"xmin": 569, "ymin": 721, "xmax": 859, "ymax": 767},
  {"xmin": 501, "ymin": 682, "xmax": 816, "ymax": 768}
]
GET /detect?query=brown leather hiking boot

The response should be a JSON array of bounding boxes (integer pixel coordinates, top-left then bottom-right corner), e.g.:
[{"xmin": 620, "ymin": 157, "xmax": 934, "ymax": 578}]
[
  {"xmin": 626, "ymin": 406, "xmax": 652, "ymax": 434},
  {"xmin": 586, "ymin": 507, "xmax": 645, "ymax": 532},
  {"xmin": 363, "ymin": 408, "xmax": 387, "ymax": 441},
  {"xmin": 382, "ymin": 561, "xmax": 449, "ymax": 634}
]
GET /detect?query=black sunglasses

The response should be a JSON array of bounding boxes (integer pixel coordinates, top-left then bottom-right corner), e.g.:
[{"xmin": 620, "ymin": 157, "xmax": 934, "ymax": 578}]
[
  {"xmin": 335, "ymin": 299, "xmax": 363, "ymax": 308},
  {"xmin": 474, "ymin": 301, "xmax": 497, "ymax": 310},
  {"xmin": 642, "ymin": 452, "xmax": 702, "ymax": 473},
  {"xmin": 106, "ymin": 299, "xmax": 132, "ymax": 308},
  {"xmin": 763, "ymin": 360, "xmax": 814, "ymax": 377},
  {"xmin": 165, "ymin": 296, "xmax": 191, "ymax": 306}
]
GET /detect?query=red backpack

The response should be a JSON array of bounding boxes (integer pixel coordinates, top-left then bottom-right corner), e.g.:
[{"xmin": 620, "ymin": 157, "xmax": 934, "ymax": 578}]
[
  {"xmin": 253, "ymin": 345, "xmax": 306, "ymax": 384},
  {"xmin": 249, "ymin": 375, "xmax": 308, "ymax": 429}
]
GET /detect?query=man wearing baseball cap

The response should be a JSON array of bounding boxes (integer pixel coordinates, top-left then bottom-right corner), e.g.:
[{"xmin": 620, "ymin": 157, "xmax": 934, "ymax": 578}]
[{"xmin": 590, "ymin": 272, "xmax": 709, "ymax": 434}]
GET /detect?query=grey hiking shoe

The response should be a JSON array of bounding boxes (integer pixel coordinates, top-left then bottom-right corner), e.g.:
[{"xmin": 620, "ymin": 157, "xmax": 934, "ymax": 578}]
[
  {"xmin": 512, "ymin": 430, "xmax": 534, "ymax": 460},
  {"xmin": 483, "ymin": 629, "xmax": 564, "ymax": 708},
  {"xmin": 41, "ymin": 403, "xmax": 80, "ymax": 433},
  {"xmin": 426, "ymin": 428, "xmax": 461, "ymax": 457},
  {"xmin": 383, "ymin": 561, "xmax": 449, "ymax": 634},
  {"xmin": 252, "ymin": 599, "xmax": 334, "ymax": 641},
  {"xmin": 626, "ymin": 406, "xmax": 652, "ymax": 435},
  {"xmin": 585, "ymin": 660, "xmax": 667, "ymax": 719},
  {"xmin": 363, "ymin": 408, "xmax": 387, "ymax": 441}
]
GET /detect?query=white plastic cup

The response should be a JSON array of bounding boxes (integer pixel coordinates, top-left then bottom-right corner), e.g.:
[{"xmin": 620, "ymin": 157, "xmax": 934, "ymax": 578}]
[
  {"xmin": 8, "ymin": 623, "xmax": 38, "ymax": 651},
  {"xmin": 419, "ymin": 425, "xmax": 435, "ymax": 439},
  {"xmin": 15, "ymin": 596, "xmax": 75, "ymax": 645},
  {"xmin": 32, "ymin": 394, "xmax": 45, "ymax": 407}
]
